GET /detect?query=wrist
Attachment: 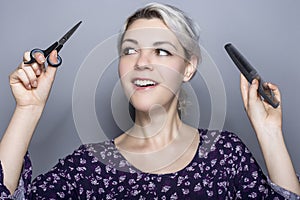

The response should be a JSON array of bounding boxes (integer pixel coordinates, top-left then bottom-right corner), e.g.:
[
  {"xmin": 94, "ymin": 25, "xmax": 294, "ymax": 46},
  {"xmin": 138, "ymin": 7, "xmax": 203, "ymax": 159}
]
[
  {"xmin": 256, "ymin": 128, "xmax": 286, "ymax": 161},
  {"xmin": 256, "ymin": 127, "xmax": 283, "ymax": 140},
  {"xmin": 14, "ymin": 105, "xmax": 45, "ymax": 121},
  {"xmin": 15, "ymin": 104, "xmax": 45, "ymax": 114}
]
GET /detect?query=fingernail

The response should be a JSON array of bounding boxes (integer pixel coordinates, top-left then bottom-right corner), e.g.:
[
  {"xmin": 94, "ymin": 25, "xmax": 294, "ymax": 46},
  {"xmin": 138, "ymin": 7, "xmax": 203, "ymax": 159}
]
[
  {"xmin": 32, "ymin": 81, "xmax": 37, "ymax": 87},
  {"xmin": 36, "ymin": 69, "xmax": 41, "ymax": 75},
  {"xmin": 38, "ymin": 55, "xmax": 45, "ymax": 63}
]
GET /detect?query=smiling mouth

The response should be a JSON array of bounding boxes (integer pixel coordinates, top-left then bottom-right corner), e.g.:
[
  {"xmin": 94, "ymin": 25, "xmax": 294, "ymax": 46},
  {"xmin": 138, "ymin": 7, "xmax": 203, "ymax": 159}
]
[{"xmin": 133, "ymin": 79, "xmax": 158, "ymax": 87}]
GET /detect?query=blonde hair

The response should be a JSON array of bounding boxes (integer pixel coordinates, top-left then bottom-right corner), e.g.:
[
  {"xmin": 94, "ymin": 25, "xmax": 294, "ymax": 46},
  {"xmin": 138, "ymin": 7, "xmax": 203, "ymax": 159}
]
[{"xmin": 118, "ymin": 2, "xmax": 201, "ymax": 64}]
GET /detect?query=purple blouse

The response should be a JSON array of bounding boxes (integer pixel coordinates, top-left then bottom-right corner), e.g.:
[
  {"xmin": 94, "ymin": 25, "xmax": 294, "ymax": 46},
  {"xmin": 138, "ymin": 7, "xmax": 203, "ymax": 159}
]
[{"xmin": 1, "ymin": 129, "xmax": 299, "ymax": 199}]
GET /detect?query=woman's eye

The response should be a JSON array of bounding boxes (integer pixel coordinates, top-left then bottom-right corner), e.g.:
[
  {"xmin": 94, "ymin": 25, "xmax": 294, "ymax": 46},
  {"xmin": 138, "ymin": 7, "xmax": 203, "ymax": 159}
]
[
  {"xmin": 122, "ymin": 47, "xmax": 137, "ymax": 55},
  {"xmin": 155, "ymin": 48, "xmax": 172, "ymax": 56}
]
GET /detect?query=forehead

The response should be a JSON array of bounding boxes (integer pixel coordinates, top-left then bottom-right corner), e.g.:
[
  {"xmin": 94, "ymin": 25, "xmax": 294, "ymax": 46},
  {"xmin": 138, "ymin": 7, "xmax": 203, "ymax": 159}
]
[
  {"xmin": 127, "ymin": 18, "xmax": 168, "ymax": 30},
  {"xmin": 123, "ymin": 18, "xmax": 181, "ymax": 47}
]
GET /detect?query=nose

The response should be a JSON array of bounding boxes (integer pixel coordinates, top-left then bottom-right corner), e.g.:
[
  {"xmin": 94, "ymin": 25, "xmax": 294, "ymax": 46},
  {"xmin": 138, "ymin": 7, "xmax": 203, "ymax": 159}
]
[{"xmin": 134, "ymin": 49, "xmax": 153, "ymax": 71}]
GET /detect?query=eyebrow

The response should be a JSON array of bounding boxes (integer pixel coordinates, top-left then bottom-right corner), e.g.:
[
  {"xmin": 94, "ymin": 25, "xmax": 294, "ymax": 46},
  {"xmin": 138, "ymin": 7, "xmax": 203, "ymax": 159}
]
[
  {"xmin": 122, "ymin": 38, "xmax": 138, "ymax": 45},
  {"xmin": 122, "ymin": 39, "xmax": 177, "ymax": 50},
  {"xmin": 153, "ymin": 41, "xmax": 177, "ymax": 50}
]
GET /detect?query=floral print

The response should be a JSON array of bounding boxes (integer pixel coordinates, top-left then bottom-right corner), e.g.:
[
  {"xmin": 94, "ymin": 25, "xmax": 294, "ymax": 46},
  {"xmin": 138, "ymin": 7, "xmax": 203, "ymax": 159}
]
[{"xmin": 0, "ymin": 129, "xmax": 299, "ymax": 199}]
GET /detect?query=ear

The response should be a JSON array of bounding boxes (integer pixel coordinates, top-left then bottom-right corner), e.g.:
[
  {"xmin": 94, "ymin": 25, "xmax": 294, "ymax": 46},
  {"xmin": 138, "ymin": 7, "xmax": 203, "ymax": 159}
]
[{"xmin": 183, "ymin": 55, "xmax": 197, "ymax": 82}]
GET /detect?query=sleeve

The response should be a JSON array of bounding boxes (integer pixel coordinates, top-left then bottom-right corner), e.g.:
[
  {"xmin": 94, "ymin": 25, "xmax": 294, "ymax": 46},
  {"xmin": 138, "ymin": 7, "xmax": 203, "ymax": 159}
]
[
  {"xmin": 222, "ymin": 131, "xmax": 300, "ymax": 199},
  {"xmin": 27, "ymin": 145, "xmax": 88, "ymax": 199},
  {"xmin": 0, "ymin": 145, "xmax": 91, "ymax": 199},
  {"xmin": 267, "ymin": 175, "xmax": 300, "ymax": 200},
  {"xmin": 0, "ymin": 152, "xmax": 32, "ymax": 199}
]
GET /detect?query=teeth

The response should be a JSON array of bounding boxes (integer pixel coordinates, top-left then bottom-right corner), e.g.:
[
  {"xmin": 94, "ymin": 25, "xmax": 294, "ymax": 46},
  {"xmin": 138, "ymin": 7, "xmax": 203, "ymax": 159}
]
[{"xmin": 134, "ymin": 80, "xmax": 156, "ymax": 87}]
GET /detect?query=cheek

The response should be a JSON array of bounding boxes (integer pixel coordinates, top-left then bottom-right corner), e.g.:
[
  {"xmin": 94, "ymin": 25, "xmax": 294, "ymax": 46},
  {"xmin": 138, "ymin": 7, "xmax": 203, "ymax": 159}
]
[
  {"xmin": 158, "ymin": 63, "xmax": 186, "ymax": 93},
  {"xmin": 159, "ymin": 60, "xmax": 186, "ymax": 80},
  {"xmin": 118, "ymin": 60, "xmax": 133, "ymax": 96},
  {"xmin": 118, "ymin": 59, "xmax": 129, "ymax": 78},
  {"xmin": 118, "ymin": 59, "xmax": 137, "ymax": 88}
]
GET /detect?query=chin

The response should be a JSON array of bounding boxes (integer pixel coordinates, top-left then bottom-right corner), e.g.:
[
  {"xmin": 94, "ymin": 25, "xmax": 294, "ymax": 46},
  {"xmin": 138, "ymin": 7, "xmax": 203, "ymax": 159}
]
[
  {"xmin": 130, "ymin": 100, "xmax": 159, "ymax": 113},
  {"xmin": 130, "ymin": 97, "xmax": 175, "ymax": 116}
]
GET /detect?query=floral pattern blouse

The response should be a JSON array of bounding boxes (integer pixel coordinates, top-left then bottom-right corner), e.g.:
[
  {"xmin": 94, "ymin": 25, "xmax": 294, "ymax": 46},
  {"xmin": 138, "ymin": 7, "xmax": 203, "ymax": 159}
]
[{"xmin": 0, "ymin": 129, "xmax": 299, "ymax": 199}]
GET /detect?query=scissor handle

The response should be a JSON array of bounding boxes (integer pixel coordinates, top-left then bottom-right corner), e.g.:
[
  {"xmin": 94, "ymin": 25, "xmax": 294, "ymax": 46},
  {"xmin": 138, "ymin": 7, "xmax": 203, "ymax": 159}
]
[
  {"xmin": 24, "ymin": 48, "xmax": 62, "ymax": 67},
  {"xmin": 24, "ymin": 49, "xmax": 45, "ymax": 65},
  {"xmin": 47, "ymin": 54, "xmax": 62, "ymax": 67}
]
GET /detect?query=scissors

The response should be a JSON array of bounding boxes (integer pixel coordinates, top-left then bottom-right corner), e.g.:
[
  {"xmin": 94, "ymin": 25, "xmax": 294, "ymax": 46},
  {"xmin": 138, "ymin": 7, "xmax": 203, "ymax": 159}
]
[
  {"xmin": 24, "ymin": 21, "xmax": 82, "ymax": 67},
  {"xmin": 224, "ymin": 43, "xmax": 279, "ymax": 108}
]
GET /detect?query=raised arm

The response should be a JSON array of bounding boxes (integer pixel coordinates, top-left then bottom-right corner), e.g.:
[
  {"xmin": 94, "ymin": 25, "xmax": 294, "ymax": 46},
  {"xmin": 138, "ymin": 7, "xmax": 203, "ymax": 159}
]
[
  {"xmin": 0, "ymin": 51, "xmax": 58, "ymax": 194},
  {"xmin": 240, "ymin": 74, "xmax": 300, "ymax": 195}
]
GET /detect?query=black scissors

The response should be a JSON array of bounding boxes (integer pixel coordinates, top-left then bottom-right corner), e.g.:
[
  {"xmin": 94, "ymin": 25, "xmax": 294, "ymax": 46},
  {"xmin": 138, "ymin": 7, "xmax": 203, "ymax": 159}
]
[
  {"xmin": 25, "ymin": 21, "xmax": 82, "ymax": 67},
  {"xmin": 224, "ymin": 43, "xmax": 280, "ymax": 108}
]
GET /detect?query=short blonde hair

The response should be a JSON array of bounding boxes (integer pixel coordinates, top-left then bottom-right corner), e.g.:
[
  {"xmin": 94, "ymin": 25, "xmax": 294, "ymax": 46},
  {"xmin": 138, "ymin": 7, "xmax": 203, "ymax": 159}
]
[{"xmin": 118, "ymin": 2, "xmax": 201, "ymax": 64}]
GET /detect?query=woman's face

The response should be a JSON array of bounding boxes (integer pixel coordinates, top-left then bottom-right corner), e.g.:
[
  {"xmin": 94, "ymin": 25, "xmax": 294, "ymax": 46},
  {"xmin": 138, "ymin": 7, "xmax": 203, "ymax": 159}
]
[{"xmin": 119, "ymin": 18, "xmax": 194, "ymax": 113}]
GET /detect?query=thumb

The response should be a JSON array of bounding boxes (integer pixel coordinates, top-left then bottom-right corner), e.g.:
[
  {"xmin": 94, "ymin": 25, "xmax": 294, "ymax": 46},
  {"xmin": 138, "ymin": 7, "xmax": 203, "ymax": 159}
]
[
  {"xmin": 45, "ymin": 50, "xmax": 58, "ymax": 77},
  {"xmin": 240, "ymin": 73, "xmax": 249, "ymax": 108},
  {"xmin": 248, "ymin": 79, "xmax": 260, "ymax": 103}
]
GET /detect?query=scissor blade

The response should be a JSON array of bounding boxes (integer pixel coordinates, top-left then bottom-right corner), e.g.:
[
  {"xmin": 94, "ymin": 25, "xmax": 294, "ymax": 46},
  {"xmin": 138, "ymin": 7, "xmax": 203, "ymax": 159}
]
[
  {"xmin": 43, "ymin": 41, "xmax": 59, "ymax": 57},
  {"xmin": 58, "ymin": 21, "xmax": 82, "ymax": 46}
]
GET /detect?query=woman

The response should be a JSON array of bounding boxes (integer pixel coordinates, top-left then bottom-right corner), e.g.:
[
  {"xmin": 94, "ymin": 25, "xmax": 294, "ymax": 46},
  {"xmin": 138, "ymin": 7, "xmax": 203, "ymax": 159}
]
[{"xmin": 0, "ymin": 3, "xmax": 299, "ymax": 199}]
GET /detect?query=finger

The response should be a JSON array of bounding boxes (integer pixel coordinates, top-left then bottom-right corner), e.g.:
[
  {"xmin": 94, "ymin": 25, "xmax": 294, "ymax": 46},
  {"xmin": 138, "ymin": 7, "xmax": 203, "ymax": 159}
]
[
  {"xmin": 45, "ymin": 50, "xmax": 58, "ymax": 77},
  {"xmin": 23, "ymin": 51, "xmax": 31, "ymax": 63},
  {"xmin": 22, "ymin": 51, "xmax": 45, "ymax": 65},
  {"xmin": 33, "ymin": 51, "xmax": 46, "ymax": 65},
  {"xmin": 21, "ymin": 51, "xmax": 44, "ymax": 76},
  {"xmin": 31, "ymin": 62, "xmax": 45, "ymax": 76},
  {"xmin": 22, "ymin": 66, "xmax": 38, "ymax": 88},
  {"xmin": 240, "ymin": 73, "xmax": 249, "ymax": 108},
  {"xmin": 248, "ymin": 79, "xmax": 260, "ymax": 104},
  {"xmin": 18, "ymin": 51, "xmax": 31, "ymax": 69},
  {"xmin": 267, "ymin": 82, "xmax": 281, "ymax": 102},
  {"xmin": 11, "ymin": 69, "xmax": 32, "ymax": 90},
  {"xmin": 20, "ymin": 61, "xmax": 43, "ymax": 77},
  {"xmin": 48, "ymin": 50, "xmax": 59, "ymax": 66},
  {"xmin": 19, "ymin": 51, "xmax": 38, "ymax": 88}
]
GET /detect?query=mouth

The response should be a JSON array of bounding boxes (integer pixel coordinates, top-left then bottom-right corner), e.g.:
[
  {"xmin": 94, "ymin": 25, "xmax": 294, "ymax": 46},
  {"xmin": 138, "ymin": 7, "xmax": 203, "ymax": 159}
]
[{"xmin": 132, "ymin": 79, "xmax": 158, "ymax": 89}]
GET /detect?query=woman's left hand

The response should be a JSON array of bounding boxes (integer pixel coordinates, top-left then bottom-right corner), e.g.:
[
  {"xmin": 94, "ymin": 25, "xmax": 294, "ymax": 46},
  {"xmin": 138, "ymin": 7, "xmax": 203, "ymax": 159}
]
[
  {"xmin": 240, "ymin": 74, "xmax": 282, "ymax": 138},
  {"xmin": 240, "ymin": 74, "xmax": 300, "ymax": 195}
]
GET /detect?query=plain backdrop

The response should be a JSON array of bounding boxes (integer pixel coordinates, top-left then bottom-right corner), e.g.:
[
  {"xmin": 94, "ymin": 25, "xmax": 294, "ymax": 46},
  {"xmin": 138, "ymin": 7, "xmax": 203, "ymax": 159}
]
[{"xmin": 0, "ymin": 0, "xmax": 299, "ymax": 179}]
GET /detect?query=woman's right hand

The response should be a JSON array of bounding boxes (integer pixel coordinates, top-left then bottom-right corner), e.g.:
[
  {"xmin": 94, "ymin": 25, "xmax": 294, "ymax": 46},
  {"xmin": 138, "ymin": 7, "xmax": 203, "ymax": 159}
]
[
  {"xmin": 0, "ymin": 50, "xmax": 59, "ymax": 194},
  {"xmin": 9, "ymin": 51, "xmax": 58, "ymax": 108}
]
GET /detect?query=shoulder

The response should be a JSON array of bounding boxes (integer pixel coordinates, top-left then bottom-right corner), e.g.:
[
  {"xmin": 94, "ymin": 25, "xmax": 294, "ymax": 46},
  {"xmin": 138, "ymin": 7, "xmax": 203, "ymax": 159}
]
[
  {"xmin": 196, "ymin": 129, "xmax": 261, "ymax": 176},
  {"xmin": 198, "ymin": 129, "xmax": 252, "ymax": 158},
  {"xmin": 69, "ymin": 140, "xmax": 136, "ymax": 173},
  {"xmin": 199, "ymin": 129, "xmax": 248, "ymax": 146},
  {"xmin": 53, "ymin": 140, "xmax": 114, "ymax": 169}
]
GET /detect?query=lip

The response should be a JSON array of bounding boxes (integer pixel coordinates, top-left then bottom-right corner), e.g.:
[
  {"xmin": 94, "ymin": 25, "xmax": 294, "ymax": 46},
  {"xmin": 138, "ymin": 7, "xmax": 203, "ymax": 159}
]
[{"xmin": 132, "ymin": 78, "xmax": 159, "ymax": 91}]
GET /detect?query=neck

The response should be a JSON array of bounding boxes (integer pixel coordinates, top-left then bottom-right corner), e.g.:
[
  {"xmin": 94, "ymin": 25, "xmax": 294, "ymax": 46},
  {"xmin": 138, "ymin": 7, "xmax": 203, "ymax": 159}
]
[
  {"xmin": 123, "ymin": 98, "xmax": 183, "ymax": 151},
  {"xmin": 114, "ymin": 98, "xmax": 199, "ymax": 173}
]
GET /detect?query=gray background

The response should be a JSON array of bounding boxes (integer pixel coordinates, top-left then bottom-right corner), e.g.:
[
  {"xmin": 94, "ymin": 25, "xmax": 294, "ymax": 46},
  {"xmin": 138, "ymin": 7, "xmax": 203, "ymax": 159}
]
[{"xmin": 1, "ymin": 0, "xmax": 299, "ymax": 179}]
